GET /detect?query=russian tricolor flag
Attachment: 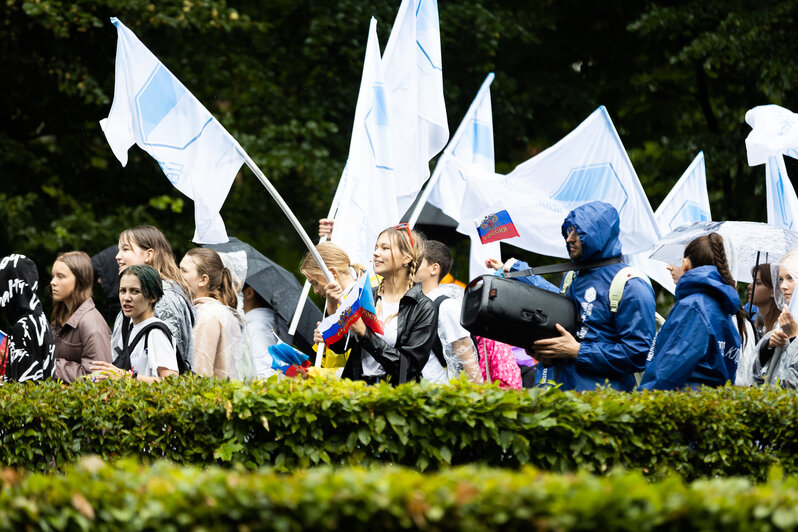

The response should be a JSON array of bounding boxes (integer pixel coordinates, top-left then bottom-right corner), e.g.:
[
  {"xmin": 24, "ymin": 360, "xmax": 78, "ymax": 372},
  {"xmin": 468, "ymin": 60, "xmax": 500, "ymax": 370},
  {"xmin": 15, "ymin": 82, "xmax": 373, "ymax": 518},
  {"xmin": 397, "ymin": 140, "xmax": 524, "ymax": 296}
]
[
  {"xmin": 320, "ymin": 276, "xmax": 384, "ymax": 345},
  {"xmin": 475, "ymin": 209, "xmax": 520, "ymax": 244}
]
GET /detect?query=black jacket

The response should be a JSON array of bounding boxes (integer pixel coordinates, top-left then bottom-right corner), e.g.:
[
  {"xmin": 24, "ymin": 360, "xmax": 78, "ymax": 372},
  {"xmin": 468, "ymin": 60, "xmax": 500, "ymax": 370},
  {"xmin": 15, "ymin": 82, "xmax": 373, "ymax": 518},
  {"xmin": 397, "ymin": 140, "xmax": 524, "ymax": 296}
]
[
  {"xmin": 337, "ymin": 283, "xmax": 436, "ymax": 384},
  {"xmin": 0, "ymin": 254, "xmax": 55, "ymax": 382}
]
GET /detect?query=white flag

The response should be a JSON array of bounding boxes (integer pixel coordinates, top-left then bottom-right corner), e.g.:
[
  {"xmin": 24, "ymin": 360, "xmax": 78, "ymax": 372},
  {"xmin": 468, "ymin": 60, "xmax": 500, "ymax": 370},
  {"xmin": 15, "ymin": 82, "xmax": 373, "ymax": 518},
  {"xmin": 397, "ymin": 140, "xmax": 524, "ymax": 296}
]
[
  {"xmin": 744, "ymin": 105, "xmax": 798, "ymax": 230},
  {"xmin": 99, "ymin": 17, "xmax": 244, "ymax": 244},
  {"xmin": 766, "ymin": 154, "xmax": 798, "ymax": 230},
  {"xmin": 426, "ymin": 73, "xmax": 499, "ymax": 280},
  {"xmin": 382, "ymin": 0, "xmax": 449, "ymax": 214},
  {"xmin": 432, "ymin": 106, "xmax": 660, "ymax": 261},
  {"xmin": 629, "ymin": 152, "xmax": 711, "ymax": 293},
  {"xmin": 330, "ymin": 19, "xmax": 399, "ymax": 268},
  {"xmin": 745, "ymin": 104, "xmax": 798, "ymax": 166}
]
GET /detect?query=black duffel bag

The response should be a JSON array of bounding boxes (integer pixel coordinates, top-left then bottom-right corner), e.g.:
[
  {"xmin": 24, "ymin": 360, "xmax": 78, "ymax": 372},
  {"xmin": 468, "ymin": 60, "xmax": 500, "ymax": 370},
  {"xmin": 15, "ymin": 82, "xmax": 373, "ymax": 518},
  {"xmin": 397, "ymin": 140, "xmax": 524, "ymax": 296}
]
[{"xmin": 460, "ymin": 258, "xmax": 621, "ymax": 349}]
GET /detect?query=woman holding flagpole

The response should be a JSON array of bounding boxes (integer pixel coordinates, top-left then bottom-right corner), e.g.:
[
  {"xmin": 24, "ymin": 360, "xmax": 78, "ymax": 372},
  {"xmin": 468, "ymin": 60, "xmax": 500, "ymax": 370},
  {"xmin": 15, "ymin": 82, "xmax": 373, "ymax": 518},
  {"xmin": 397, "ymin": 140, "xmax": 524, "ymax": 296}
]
[{"xmin": 309, "ymin": 225, "xmax": 436, "ymax": 385}]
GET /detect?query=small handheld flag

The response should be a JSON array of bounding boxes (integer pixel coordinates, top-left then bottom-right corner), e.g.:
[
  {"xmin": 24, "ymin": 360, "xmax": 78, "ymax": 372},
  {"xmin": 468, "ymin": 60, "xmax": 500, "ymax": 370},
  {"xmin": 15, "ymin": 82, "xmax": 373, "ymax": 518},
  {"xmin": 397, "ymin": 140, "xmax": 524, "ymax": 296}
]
[
  {"xmin": 319, "ymin": 276, "xmax": 384, "ymax": 345},
  {"xmin": 475, "ymin": 209, "xmax": 520, "ymax": 244}
]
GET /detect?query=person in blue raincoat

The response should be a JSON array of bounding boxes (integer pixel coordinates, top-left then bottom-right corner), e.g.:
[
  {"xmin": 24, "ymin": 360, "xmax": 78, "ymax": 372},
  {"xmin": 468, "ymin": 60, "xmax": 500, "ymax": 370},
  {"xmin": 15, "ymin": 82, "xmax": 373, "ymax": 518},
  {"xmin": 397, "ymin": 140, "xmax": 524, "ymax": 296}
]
[
  {"xmin": 639, "ymin": 233, "xmax": 744, "ymax": 390},
  {"xmin": 490, "ymin": 201, "xmax": 656, "ymax": 391}
]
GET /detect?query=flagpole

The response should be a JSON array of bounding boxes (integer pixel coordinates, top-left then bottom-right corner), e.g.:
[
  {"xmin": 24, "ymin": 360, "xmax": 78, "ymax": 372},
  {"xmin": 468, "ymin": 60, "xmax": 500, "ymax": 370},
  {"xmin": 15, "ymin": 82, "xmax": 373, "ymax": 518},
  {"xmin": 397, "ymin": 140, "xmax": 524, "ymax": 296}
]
[
  {"xmin": 235, "ymin": 145, "xmax": 334, "ymax": 283},
  {"xmin": 406, "ymin": 72, "xmax": 495, "ymax": 228}
]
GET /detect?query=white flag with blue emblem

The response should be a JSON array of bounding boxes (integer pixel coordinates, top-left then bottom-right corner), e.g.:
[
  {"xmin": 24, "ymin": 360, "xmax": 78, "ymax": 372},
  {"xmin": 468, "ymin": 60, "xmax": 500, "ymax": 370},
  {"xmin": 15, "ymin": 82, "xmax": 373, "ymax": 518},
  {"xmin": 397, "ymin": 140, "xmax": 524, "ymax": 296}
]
[
  {"xmin": 432, "ymin": 106, "xmax": 660, "ymax": 261},
  {"xmin": 382, "ymin": 0, "xmax": 449, "ymax": 214},
  {"xmin": 425, "ymin": 73, "xmax": 498, "ymax": 280},
  {"xmin": 744, "ymin": 105, "xmax": 798, "ymax": 230},
  {"xmin": 329, "ymin": 18, "xmax": 400, "ymax": 268},
  {"xmin": 99, "ymin": 17, "xmax": 244, "ymax": 244},
  {"xmin": 628, "ymin": 151, "xmax": 711, "ymax": 293}
]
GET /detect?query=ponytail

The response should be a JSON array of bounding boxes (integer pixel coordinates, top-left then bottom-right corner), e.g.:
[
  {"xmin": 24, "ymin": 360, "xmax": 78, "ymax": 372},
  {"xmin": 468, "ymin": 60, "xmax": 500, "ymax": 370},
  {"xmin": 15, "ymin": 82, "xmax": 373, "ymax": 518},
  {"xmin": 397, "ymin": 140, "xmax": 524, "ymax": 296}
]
[
  {"xmin": 185, "ymin": 248, "xmax": 239, "ymax": 308},
  {"xmin": 685, "ymin": 233, "xmax": 748, "ymax": 344}
]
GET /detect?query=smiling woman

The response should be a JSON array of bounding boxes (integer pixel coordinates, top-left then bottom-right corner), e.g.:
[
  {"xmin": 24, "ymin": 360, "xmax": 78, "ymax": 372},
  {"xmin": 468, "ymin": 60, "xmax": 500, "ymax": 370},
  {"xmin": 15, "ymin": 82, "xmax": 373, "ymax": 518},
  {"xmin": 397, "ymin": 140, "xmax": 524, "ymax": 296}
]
[{"xmin": 50, "ymin": 251, "xmax": 111, "ymax": 384}]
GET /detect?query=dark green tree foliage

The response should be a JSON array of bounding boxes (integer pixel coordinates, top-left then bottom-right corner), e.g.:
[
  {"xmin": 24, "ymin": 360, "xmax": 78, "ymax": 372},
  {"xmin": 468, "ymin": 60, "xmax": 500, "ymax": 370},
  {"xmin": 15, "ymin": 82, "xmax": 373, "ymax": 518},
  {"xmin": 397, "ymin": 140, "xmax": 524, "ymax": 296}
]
[{"xmin": 3, "ymin": 0, "xmax": 798, "ymax": 288}]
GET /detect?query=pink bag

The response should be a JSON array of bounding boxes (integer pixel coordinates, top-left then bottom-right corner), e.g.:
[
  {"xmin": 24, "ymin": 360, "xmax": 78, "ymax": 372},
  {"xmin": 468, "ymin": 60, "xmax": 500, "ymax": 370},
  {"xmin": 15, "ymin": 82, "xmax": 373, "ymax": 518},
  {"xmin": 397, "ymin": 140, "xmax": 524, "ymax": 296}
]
[{"xmin": 476, "ymin": 336, "xmax": 522, "ymax": 390}]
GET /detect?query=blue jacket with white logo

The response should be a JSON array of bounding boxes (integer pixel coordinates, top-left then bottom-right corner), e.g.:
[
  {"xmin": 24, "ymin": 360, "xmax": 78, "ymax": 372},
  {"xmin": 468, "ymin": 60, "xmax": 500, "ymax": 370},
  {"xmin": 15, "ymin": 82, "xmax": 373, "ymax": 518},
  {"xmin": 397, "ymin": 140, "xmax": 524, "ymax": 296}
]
[
  {"xmin": 639, "ymin": 265, "xmax": 741, "ymax": 391},
  {"xmin": 509, "ymin": 201, "xmax": 657, "ymax": 391}
]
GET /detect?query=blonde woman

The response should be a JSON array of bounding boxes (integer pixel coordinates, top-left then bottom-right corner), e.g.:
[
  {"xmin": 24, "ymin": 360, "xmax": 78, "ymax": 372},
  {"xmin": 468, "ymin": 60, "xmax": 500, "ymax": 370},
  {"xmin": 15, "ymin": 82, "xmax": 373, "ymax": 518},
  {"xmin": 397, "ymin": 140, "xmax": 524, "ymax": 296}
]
[
  {"xmin": 115, "ymin": 226, "xmax": 195, "ymax": 373},
  {"xmin": 309, "ymin": 224, "xmax": 436, "ymax": 385},
  {"xmin": 50, "ymin": 251, "xmax": 112, "ymax": 383}
]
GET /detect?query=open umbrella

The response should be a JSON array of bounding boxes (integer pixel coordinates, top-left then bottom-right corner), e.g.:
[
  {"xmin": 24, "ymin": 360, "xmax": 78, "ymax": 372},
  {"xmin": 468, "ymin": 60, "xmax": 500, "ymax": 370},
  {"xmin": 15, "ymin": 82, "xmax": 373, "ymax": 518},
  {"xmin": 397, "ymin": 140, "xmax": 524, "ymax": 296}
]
[
  {"xmin": 205, "ymin": 237, "xmax": 322, "ymax": 356},
  {"xmin": 649, "ymin": 221, "xmax": 798, "ymax": 284}
]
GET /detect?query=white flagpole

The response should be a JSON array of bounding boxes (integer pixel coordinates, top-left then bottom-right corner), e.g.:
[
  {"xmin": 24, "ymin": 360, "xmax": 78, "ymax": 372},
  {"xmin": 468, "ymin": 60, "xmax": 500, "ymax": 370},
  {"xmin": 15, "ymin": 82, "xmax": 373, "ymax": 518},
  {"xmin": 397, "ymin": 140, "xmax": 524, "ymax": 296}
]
[
  {"xmin": 235, "ymin": 146, "xmax": 333, "ymax": 367},
  {"xmin": 407, "ymin": 73, "xmax": 495, "ymax": 228}
]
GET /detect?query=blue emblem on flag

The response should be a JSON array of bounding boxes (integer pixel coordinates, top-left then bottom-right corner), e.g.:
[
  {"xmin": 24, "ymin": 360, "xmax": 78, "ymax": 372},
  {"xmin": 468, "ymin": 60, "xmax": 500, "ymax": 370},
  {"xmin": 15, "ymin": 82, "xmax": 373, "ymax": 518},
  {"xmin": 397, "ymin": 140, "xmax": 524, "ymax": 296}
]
[
  {"xmin": 668, "ymin": 201, "xmax": 710, "ymax": 231},
  {"xmin": 135, "ymin": 64, "xmax": 211, "ymax": 150},
  {"xmin": 552, "ymin": 163, "xmax": 629, "ymax": 210}
]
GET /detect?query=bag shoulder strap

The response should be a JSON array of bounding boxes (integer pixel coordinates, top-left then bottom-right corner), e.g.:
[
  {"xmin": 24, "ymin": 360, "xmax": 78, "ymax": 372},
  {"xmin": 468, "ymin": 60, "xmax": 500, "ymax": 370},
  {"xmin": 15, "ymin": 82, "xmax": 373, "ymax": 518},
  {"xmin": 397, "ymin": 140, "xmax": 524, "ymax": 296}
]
[
  {"xmin": 505, "ymin": 257, "xmax": 622, "ymax": 279},
  {"xmin": 560, "ymin": 271, "xmax": 576, "ymax": 295},
  {"xmin": 609, "ymin": 267, "xmax": 650, "ymax": 312},
  {"xmin": 430, "ymin": 295, "xmax": 449, "ymax": 368}
]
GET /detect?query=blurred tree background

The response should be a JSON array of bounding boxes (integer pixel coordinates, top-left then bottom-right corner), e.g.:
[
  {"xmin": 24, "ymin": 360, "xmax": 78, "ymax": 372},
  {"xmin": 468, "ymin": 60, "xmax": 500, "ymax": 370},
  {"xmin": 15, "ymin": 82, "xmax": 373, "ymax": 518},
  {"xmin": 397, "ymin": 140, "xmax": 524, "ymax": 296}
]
[{"xmin": 2, "ymin": 0, "xmax": 798, "ymax": 313}]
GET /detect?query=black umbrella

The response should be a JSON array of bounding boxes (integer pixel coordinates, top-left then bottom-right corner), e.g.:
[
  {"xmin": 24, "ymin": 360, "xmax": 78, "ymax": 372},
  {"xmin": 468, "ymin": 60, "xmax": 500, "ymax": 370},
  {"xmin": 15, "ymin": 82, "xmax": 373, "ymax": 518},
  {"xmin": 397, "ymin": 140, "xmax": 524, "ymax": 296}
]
[{"xmin": 205, "ymin": 237, "xmax": 322, "ymax": 356}]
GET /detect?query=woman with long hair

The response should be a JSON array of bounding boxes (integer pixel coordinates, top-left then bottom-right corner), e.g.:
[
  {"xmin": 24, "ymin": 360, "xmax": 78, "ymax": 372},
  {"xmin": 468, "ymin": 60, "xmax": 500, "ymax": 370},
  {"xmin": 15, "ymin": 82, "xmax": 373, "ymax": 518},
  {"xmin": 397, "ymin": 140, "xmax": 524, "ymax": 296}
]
[
  {"xmin": 310, "ymin": 225, "xmax": 436, "ymax": 385},
  {"xmin": 179, "ymin": 248, "xmax": 253, "ymax": 379},
  {"xmin": 92, "ymin": 265, "xmax": 178, "ymax": 382},
  {"xmin": 115, "ymin": 226, "xmax": 195, "ymax": 373},
  {"xmin": 640, "ymin": 233, "xmax": 744, "ymax": 390},
  {"xmin": 749, "ymin": 263, "xmax": 779, "ymax": 336},
  {"xmin": 50, "ymin": 251, "xmax": 112, "ymax": 383}
]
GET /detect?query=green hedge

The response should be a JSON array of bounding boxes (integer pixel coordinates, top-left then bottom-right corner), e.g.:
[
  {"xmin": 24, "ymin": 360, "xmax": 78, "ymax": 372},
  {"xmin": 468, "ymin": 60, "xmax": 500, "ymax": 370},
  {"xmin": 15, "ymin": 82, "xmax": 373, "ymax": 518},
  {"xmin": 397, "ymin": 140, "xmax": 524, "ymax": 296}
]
[
  {"xmin": 2, "ymin": 377, "xmax": 798, "ymax": 478},
  {"xmin": 4, "ymin": 459, "xmax": 798, "ymax": 530}
]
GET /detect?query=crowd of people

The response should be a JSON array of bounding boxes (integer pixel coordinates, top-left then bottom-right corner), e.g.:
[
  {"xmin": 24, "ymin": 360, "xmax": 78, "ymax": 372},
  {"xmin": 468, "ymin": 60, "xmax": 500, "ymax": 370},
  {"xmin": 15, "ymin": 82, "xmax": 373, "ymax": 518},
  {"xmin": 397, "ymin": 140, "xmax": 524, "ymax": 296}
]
[{"xmin": 1, "ymin": 199, "xmax": 797, "ymax": 391}]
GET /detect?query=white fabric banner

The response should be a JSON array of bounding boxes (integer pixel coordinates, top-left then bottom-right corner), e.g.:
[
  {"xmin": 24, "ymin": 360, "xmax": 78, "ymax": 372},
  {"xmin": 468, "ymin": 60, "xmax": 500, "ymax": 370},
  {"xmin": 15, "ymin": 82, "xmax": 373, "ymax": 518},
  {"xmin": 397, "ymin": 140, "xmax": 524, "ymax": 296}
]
[
  {"xmin": 744, "ymin": 104, "xmax": 798, "ymax": 230},
  {"xmin": 426, "ymin": 73, "xmax": 499, "ymax": 280},
  {"xmin": 431, "ymin": 106, "xmax": 660, "ymax": 261},
  {"xmin": 766, "ymin": 154, "xmax": 798, "ymax": 231},
  {"xmin": 99, "ymin": 18, "xmax": 244, "ymax": 244},
  {"xmin": 629, "ymin": 151, "xmax": 711, "ymax": 293},
  {"xmin": 381, "ymin": 0, "xmax": 449, "ymax": 215},
  {"xmin": 330, "ymin": 18, "xmax": 397, "ymax": 269}
]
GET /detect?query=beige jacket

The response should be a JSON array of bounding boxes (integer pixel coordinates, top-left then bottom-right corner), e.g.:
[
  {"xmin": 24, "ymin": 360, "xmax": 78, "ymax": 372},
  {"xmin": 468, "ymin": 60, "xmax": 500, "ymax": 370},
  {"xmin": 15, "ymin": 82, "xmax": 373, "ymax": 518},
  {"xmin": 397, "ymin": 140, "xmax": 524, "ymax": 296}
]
[
  {"xmin": 192, "ymin": 297, "xmax": 254, "ymax": 380},
  {"xmin": 54, "ymin": 298, "xmax": 112, "ymax": 383}
]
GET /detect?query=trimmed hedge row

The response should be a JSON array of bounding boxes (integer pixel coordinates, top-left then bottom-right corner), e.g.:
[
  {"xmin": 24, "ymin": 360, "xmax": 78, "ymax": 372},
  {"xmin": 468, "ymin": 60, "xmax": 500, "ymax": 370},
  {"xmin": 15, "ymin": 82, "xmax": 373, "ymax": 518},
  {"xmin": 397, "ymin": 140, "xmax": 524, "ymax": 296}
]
[
  {"xmin": 4, "ymin": 459, "xmax": 798, "ymax": 530},
  {"xmin": 2, "ymin": 376, "xmax": 798, "ymax": 478}
]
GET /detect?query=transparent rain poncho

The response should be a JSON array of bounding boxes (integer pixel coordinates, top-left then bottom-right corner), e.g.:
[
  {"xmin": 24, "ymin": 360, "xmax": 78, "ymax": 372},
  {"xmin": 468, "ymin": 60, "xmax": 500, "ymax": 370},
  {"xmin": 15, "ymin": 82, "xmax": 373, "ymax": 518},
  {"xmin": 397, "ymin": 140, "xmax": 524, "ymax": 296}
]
[{"xmin": 749, "ymin": 249, "xmax": 798, "ymax": 388}]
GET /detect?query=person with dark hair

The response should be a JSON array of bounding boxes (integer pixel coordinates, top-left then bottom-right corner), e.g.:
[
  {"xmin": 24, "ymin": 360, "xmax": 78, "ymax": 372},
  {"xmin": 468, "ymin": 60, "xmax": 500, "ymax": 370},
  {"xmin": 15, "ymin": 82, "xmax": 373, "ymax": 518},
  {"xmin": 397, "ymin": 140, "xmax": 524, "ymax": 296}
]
[
  {"xmin": 491, "ymin": 201, "xmax": 656, "ymax": 391},
  {"xmin": 749, "ymin": 263, "xmax": 779, "ymax": 337},
  {"xmin": 92, "ymin": 265, "xmax": 178, "ymax": 382},
  {"xmin": 416, "ymin": 240, "xmax": 483, "ymax": 384},
  {"xmin": 180, "ymin": 248, "xmax": 254, "ymax": 380},
  {"xmin": 0, "ymin": 254, "xmax": 55, "ymax": 382},
  {"xmin": 639, "ymin": 233, "xmax": 743, "ymax": 390},
  {"xmin": 50, "ymin": 251, "xmax": 112, "ymax": 383},
  {"xmin": 115, "ymin": 226, "xmax": 195, "ymax": 373},
  {"xmin": 91, "ymin": 245, "xmax": 122, "ymax": 322}
]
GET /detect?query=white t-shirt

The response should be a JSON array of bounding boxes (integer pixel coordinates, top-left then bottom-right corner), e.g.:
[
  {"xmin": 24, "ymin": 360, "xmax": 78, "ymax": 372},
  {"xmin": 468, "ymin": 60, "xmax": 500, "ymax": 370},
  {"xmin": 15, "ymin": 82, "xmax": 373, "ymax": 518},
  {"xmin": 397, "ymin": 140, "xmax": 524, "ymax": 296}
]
[
  {"xmin": 362, "ymin": 300, "xmax": 399, "ymax": 377},
  {"xmin": 114, "ymin": 317, "xmax": 178, "ymax": 377},
  {"xmin": 422, "ymin": 286, "xmax": 474, "ymax": 384}
]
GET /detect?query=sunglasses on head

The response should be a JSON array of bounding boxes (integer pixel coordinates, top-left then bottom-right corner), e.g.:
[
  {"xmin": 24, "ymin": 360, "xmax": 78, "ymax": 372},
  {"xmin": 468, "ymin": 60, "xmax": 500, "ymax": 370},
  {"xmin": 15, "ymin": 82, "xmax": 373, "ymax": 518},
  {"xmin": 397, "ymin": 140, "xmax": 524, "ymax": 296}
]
[{"xmin": 394, "ymin": 223, "xmax": 414, "ymax": 246}]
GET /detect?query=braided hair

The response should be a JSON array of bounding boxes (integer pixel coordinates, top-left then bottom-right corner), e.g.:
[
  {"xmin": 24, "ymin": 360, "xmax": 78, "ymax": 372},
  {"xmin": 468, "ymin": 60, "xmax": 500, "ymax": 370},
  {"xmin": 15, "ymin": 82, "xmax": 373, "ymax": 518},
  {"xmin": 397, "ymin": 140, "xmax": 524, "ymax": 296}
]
[
  {"xmin": 376, "ymin": 226, "xmax": 426, "ymax": 299},
  {"xmin": 684, "ymin": 233, "xmax": 748, "ymax": 344}
]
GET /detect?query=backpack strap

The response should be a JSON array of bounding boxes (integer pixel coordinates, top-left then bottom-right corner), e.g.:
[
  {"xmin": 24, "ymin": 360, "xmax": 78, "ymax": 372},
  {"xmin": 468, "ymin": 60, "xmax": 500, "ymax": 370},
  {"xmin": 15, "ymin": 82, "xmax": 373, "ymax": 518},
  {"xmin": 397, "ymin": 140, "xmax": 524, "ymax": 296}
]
[
  {"xmin": 114, "ymin": 320, "xmax": 174, "ymax": 371},
  {"xmin": 609, "ymin": 267, "xmax": 650, "ymax": 313},
  {"xmin": 430, "ymin": 295, "xmax": 449, "ymax": 368},
  {"xmin": 560, "ymin": 271, "xmax": 576, "ymax": 295}
]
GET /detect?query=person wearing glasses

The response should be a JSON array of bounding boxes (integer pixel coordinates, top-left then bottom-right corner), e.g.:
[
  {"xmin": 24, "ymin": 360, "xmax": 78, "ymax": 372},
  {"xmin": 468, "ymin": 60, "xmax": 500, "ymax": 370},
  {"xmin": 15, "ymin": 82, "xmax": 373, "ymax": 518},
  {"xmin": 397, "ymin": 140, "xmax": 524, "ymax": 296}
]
[
  {"xmin": 488, "ymin": 201, "xmax": 657, "ymax": 391},
  {"xmin": 313, "ymin": 223, "xmax": 437, "ymax": 385}
]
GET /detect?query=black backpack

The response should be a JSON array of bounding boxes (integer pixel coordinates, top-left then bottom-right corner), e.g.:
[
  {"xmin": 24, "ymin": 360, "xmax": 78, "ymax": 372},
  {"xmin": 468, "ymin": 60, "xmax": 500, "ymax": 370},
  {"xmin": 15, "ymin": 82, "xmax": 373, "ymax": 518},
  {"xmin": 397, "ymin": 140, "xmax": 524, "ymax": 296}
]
[
  {"xmin": 113, "ymin": 316, "xmax": 174, "ymax": 372},
  {"xmin": 430, "ymin": 295, "xmax": 450, "ymax": 368}
]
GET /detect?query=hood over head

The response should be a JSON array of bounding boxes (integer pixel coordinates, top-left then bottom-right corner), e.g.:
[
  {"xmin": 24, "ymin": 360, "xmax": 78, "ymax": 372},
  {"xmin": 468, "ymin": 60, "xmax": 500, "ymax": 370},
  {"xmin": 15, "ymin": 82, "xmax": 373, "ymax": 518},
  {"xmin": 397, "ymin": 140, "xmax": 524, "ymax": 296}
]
[
  {"xmin": 676, "ymin": 264, "xmax": 741, "ymax": 314},
  {"xmin": 561, "ymin": 201, "xmax": 622, "ymax": 262},
  {"xmin": 0, "ymin": 254, "xmax": 44, "ymax": 323}
]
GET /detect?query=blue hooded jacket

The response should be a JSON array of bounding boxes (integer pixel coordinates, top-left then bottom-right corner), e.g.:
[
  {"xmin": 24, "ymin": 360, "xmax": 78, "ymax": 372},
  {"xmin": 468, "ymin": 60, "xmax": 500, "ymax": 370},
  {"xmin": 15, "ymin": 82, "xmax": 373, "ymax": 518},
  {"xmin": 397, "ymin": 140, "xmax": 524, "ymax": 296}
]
[
  {"xmin": 508, "ymin": 201, "xmax": 657, "ymax": 391},
  {"xmin": 639, "ymin": 265, "xmax": 741, "ymax": 391}
]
